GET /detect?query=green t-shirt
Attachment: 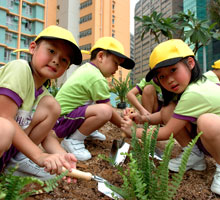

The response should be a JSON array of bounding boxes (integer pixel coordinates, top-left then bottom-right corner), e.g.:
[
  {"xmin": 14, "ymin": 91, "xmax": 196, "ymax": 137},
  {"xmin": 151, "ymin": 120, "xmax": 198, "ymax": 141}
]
[
  {"xmin": 173, "ymin": 79, "xmax": 220, "ymax": 123},
  {"xmin": 0, "ymin": 59, "xmax": 50, "ymax": 129},
  {"xmin": 136, "ymin": 78, "xmax": 163, "ymax": 101},
  {"xmin": 203, "ymin": 70, "xmax": 220, "ymax": 84},
  {"xmin": 56, "ymin": 62, "xmax": 110, "ymax": 116}
]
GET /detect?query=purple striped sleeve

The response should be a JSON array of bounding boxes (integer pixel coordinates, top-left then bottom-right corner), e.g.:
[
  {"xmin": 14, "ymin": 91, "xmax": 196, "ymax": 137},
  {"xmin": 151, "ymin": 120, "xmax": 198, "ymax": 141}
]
[
  {"xmin": 0, "ymin": 87, "xmax": 23, "ymax": 107},
  {"xmin": 96, "ymin": 98, "xmax": 110, "ymax": 104},
  {"xmin": 136, "ymin": 85, "xmax": 142, "ymax": 95},
  {"xmin": 173, "ymin": 113, "xmax": 197, "ymax": 123}
]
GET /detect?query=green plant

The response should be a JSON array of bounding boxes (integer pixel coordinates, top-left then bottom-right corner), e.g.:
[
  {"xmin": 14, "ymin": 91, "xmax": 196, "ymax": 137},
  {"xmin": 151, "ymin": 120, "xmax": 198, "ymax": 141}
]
[
  {"xmin": 101, "ymin": 123, "xmax": 202, "ymax": 200},
  {"xmin": 0, "ymin": 166, "xmax": 68, "ymax": 200},
  {"xmin": 109, "ymin": 72, "xmax": 133, "ymax": 106}
]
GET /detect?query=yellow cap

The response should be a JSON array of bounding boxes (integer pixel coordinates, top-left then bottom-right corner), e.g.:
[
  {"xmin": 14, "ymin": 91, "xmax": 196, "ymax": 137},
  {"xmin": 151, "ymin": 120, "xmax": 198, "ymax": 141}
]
[
  {"xmin": 89, "ymin": 37, "xmax": 135, "ymax": 69},
  {"xmin": 146, "ymin": 39, "xmax": 194, "ymax": 81},
  {"xmin": 15, "ymin": 25, "xmax": 82, "ymax": 65},
  {"xmin": 212, "ymin": 60, "xmax": 220, "ymax": 69}
]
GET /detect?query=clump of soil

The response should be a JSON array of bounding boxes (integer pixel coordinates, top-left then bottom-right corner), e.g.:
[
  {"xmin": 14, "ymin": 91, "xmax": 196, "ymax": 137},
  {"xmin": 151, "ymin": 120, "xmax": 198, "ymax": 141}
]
[{"xmin": 28, "ymin": 109, "xmax": 220, "ymax": 200}]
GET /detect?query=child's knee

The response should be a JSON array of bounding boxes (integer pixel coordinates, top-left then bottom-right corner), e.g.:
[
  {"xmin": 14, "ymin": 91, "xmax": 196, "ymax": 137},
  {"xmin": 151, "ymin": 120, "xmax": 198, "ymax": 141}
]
[
  {"xmin": 39, "ymin": 96, "xmax": 61, "ymax": 117},
  {"xmin": 0, "ymin": 118, "xmax": 15, "ymax": 156},
  {"xmin": 97, "ymin": 104, "xmax": 112, "ymax": 120}
]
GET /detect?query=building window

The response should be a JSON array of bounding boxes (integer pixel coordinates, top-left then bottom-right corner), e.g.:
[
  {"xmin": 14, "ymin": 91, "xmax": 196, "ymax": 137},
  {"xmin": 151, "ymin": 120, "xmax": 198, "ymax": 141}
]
[
  {"xmin": 80, "ymin": 28, "xmax": 92, "ymax": 38},
  {"xmin": 7, "ymin": 0, "xmax": 14, "ymax": 9},
  {"xmin": 112, "ymin": 15, "xmax": 115, "ymax": 25},
  {"xmin": 80, "ymin": 43, "xmax": 91, "ymax": 51},
  {"xmin": 6, "ymin": 14, "xmax": 14, "ymax": 26},
  {"xmin": 23, "ymin": 36, "xmax": 32, "ymax": 47},
  {"xmin": 5, "ymin": 32, "xmax": 13, "ymax": 43},
  {"xmin": 25, "ymin": 4, "xmax": 32, "ymax": 15},
  {"xmin": 80, "ymin": 13, "xmax": 92, "ymax": 24},
  {"xmin": 25, "ymin": 20, "xmax": 32, "ymax": 31},
  {"xmin": 80, "ymin": 0, "xmax": 92, "ymax": 9},
  {"xmin": 4, "ymin": 49, "xmax": 11, "ymax": 61}
]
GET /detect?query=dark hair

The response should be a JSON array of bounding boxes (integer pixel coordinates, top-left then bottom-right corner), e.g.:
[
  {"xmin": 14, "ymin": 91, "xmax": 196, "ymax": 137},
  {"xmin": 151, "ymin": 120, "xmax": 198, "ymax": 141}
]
[
  {"xmin": 90, "ymin": 48, "xmax": 111, "ymax": 60},
  {"xmin": 158, "ymin": 57, "xmax": 204, "ymax": 106}
]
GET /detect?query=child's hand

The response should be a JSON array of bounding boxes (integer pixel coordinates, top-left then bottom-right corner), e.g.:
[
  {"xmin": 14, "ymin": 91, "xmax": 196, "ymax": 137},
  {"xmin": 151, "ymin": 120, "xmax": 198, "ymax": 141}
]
[
  {"xmin": 38, "ymin": 152, "xmax": 77, "ymax": 177},
  {"xmin": 121, "ymin": 115, "xmax": 133, "ymax": 137}
]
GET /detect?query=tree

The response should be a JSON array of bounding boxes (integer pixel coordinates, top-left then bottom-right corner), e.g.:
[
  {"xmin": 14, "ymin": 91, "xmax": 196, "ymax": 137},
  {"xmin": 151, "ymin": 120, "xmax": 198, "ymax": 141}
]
[
  {"xmin": 135, "ymin": 10, "xmax": 220, "ymax": 55},
  {"xmin": 208, "ymin": 0, "xmax": 220, "ymax": 29},
  {"xmin": 135, "ymin": 11, "xmax": 176, "ymax": 44}
]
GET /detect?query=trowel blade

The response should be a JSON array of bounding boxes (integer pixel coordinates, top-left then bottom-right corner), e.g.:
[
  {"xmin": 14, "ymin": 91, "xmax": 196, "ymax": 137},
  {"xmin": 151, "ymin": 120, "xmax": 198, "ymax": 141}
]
[
  {"xmin": 113, "ymin": 142, "xmax": 130, "ymax": 165},
  {"xmin": 98, "ymin": 182, "xmax": 123, "ymax": 199}
]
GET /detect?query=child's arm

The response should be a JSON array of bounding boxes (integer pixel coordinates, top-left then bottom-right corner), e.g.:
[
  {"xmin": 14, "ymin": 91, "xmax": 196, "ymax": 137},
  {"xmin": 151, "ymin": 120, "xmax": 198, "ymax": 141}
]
[
  {"xmin": 127, "ymin": 87, "xmax": 150, "ymax": 116},
  {"xmin": 0, "ymin": 95, "xmax": 75, "ymax": 175},
  {"xmin": 106, "ymin": 101, "xmax": 123, "ymax": 128},
  {"xmin": 121, "ymin": 114, "xmax": 189, "ymax": 141}
]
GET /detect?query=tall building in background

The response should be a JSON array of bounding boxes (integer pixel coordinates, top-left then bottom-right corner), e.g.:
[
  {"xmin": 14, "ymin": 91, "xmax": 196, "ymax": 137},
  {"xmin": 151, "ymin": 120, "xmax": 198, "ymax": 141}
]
[
  {"xmin": 56, "ymin": 0, "xmax": 80, "ymax": 85},
  {"xmin": 79, "ymin": 0, "xmax": 131, "ymax": 82},
  {"xmin": 0, "ymin": 0, "xmax": 56, "ymax": 66},
  {"xmin": 133, "ymin": 0, "xmax": 183, "ymax": 83},
  {"xmin": 184, "ymin": 0, "xmax": 220, "ymax": 71}
]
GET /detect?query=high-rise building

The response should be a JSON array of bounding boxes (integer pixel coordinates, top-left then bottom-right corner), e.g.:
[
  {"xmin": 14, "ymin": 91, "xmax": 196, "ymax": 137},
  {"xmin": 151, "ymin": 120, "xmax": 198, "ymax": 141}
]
[
  {"xmin": 184, "ymin": 0, "xmax": 220, "ymax": 71},
  {"xmin": 133, "ymin": 0, "xmax": 183, "ymax": 83},
  {"xmin": 0, "ymin": 0, "xmax": 56, "ymax": 66},
  {"xmin": 79, "ymin": 0, "xmax": 131, "ymax": 82}
]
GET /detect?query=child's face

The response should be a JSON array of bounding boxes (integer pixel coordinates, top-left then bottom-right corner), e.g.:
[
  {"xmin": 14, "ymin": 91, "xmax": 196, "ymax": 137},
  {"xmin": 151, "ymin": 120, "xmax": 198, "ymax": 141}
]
[
  {"xmin": 29, "ymin": 39, "xmax": 73, "ymax": 80},
  {"xmin": 98, "ymin": 52, "xmax": 125, "ymax": 77},
  {"xmin": 156, "ymin": 61, "xmax": 193, "ymax": 94}
]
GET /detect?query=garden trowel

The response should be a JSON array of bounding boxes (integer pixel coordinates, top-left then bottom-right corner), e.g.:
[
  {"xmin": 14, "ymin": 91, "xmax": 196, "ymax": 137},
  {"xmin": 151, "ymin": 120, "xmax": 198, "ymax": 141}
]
[
  {"xmin": 64, "ymin": 168, "xmax": 123, "ymax": 199},
  {"xmin": 110, "ymin": 132, "xmax": 130, "ymax": 165}
]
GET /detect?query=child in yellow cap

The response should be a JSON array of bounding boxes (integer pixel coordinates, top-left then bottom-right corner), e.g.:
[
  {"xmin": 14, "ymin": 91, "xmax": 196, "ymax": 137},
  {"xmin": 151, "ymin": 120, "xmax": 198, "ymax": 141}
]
[
  {"xmin": 53, "ymin": 37, "xmax": 135, "ymax": 161},
  {"xmin": 121, "ymin": 39, "xmax": 220, "ymax": 195},
  {"xmin": 204, "ymin": 59, "xmax": 220, "ymax": 83},
  {"xmin": 0, "ymin": 25, "xmax": 82, "ymax": 180}
]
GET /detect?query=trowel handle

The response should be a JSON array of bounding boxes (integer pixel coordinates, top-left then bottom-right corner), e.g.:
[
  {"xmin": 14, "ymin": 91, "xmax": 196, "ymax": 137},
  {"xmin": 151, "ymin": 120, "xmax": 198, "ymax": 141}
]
[{"xmin": 62, "ymin": 167, "xmax": 92, "ymax": 181}]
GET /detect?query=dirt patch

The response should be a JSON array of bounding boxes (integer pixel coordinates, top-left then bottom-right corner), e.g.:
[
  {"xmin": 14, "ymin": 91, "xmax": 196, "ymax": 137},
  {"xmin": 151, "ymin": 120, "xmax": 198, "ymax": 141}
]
[{"xmin": 28, "ymin": 109, "xmax": 220, "ymax": 200}]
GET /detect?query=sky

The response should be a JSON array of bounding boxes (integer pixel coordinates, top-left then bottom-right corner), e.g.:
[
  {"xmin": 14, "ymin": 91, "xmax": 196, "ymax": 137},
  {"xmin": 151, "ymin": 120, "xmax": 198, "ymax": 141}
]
[{"xmin": 130, "ymin": 0, "xmax": 139, "ymax": 34}]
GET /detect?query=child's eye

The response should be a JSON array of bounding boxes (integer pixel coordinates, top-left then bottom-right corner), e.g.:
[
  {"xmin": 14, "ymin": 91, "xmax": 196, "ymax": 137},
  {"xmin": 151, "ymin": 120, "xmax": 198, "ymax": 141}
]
[
  {"xmin": 171, "ymin": 68, "xmax": 176, "ymax": 73},
  {"xmin": 158, "ymin": 75, "xmax": 165, "ymax": 80},
  {"xmin": 49, "ymin": 49, "xmax": 55, "ymax": 54}
]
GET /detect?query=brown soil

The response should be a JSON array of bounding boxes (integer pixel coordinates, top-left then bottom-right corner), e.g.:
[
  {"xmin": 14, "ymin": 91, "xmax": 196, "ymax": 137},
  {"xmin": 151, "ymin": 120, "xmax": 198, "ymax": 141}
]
[{"xmin": 28, "ymin": 109, "xmax": 220, "ymax": 200}]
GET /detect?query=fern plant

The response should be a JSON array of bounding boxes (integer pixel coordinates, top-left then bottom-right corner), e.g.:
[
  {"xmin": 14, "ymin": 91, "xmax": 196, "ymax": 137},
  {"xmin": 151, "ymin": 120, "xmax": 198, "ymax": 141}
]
[
  {"xmin": 102, "ymin": 123, "xmax": 202, "ymax": 200},
  {"xmin": 0, "ymin": 166, "xmax": 68, "ymax": 200}
]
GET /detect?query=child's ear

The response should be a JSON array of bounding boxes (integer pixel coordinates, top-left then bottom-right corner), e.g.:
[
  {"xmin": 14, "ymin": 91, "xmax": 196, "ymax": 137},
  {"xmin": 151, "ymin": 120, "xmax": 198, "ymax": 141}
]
[
  {"xmin": 97, "ymin": 51, "xmax": 104, "ymax": 62},
  {"xmin": 29, "ymin": 41, "xmax": 37, "ymax": 54},
  {"xmin": 187, "ymin": 57, "xmax": 195, "ymax": 70}
]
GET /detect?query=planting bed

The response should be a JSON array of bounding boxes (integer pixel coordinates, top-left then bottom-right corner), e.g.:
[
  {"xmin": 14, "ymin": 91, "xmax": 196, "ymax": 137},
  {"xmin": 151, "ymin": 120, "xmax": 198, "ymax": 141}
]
[{"xmin": 28, "ymin": 109, "xmax": 220, "ymax": 200}]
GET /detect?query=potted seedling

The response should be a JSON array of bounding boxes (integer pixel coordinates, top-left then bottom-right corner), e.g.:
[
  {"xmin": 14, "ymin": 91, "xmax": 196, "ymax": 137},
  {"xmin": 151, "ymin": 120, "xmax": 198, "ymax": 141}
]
[{"xmin": 109, "ymin": 72, "xmax": 132, "ymax": 109}]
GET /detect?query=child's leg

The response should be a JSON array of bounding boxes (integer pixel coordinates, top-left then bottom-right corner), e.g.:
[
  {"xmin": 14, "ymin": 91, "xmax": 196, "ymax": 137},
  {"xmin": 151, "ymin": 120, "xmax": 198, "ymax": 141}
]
[
  {"xmin": 62, "ymin": 103, "xmax": 113, "ymax": 161},
  {"xmin": 197, "ymin": 113, "xmax": 220, "ymax": 195},
  {"xmin": 0, "ymin": 118, "xmax": 15, "ymax": 157},
  {"xmin": 79, "ymin": 103, "xmax": 112, "ymax": 135},
  {"xmin": 7, "ymin": 96, "xmax": 61, "ymax": 179},
  {"xmin": 141, "ymin": 85, "xmax": 158, "ymax": 113},
  {"xmin": 25, "ymin": 95, "xmax": 61, "ymax": 145}
]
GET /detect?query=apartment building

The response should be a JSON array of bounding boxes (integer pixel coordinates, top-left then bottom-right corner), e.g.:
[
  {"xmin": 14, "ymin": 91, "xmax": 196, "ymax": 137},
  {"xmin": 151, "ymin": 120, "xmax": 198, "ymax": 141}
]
[
  {"xmin": 0, "ymin": 0, "xmax": 56, "ymax": 66},
  {"xmin": 133, "ymin": 0, "xmax": 183, "ymax": 83},
  {"xmin": 79, "ymin": 0, "xmax": 131, "ymax": 82}
]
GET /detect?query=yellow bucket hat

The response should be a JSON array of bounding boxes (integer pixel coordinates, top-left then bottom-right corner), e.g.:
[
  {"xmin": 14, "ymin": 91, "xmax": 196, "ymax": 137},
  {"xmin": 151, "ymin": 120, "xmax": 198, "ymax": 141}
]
[
  {"xmin": 212, "ymin": 60, "xmax": 220, "ymax": 69},
  {"xmin": 15, "ymin": 25, "xmax": 82, "ymax": 65},
  {"xmin": 145, "ymin": 39, "xmax": 194, "ymax": 81},
  {"xmin": 82, "ymin": 37, "xmax": 135, "ymax": 69}
]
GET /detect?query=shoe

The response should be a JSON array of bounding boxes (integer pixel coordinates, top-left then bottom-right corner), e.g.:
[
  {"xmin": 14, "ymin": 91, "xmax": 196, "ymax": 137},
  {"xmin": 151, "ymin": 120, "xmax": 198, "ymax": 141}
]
[
  {"xmin": 86, "ymin": 130, "xmax": 106, "ymax": 141},
  {"xmin": 168, "ymin": 151, "xmax": 206, "ymax": 172},
  {"xmin": 211, "ymin": 167, "xmax": 220, "ymax": 195},
  {"xmin": 4, "ymin": 157, "xmax": 56, "ymax": 181},
  {"xmin": 61, "ymin": 138, "xmax": 92, "ymax": 161}
]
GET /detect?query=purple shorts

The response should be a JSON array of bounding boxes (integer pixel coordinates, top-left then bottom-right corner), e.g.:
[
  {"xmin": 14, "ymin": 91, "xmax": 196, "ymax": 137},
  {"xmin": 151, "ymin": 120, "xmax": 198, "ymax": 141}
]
[
  {"xmin": 53, "ymin": 105, "xmax": 88, "ymax": 138},
  {"xmin": 0, "ymin": 146, "xmax": 18, "ymax": 172},
  {"xmin": 189, "ymin": 123, "xmax": 210, "ymax": 156}
]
